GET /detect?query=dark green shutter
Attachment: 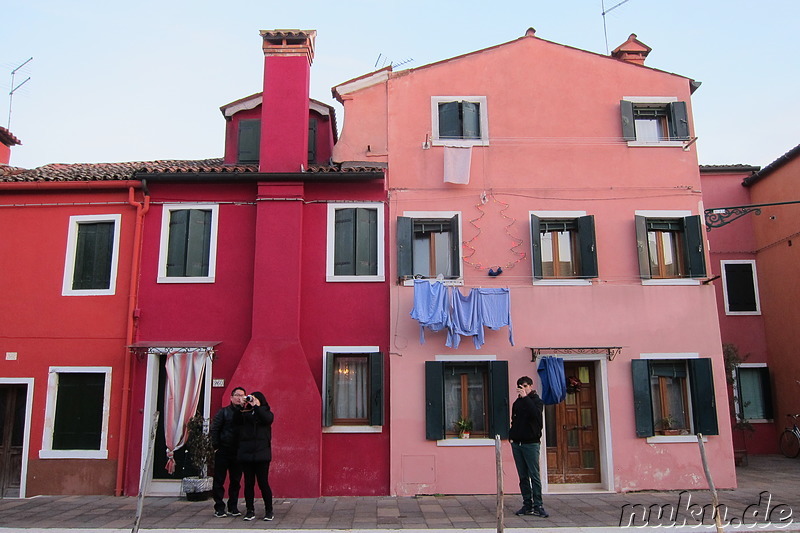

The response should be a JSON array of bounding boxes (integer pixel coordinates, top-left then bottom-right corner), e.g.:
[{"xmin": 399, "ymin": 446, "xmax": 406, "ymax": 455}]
[
  {"xmin": 448, "ymin": 214, "xmax": 461, "ymax": 278},
  {"xmin": 631, "ymin": 359, "xmax": 654, "ymax": 437},
  {"xmin": 354, "ymin": 208, "xmax": 378, "ymax": 276},
  {"xmin": 52, "ymin": 373, "xmax": 104, "ymax": 449},
  {"xmin": 758, "ymin": 367, "xmax": 774, "ymax": 420},
  {"xmin": 323, "ymin": 354, "xmax": 335, "ymax": 426},
  {"xmin": 397, "ymin": 216, "xmax": 413, "ymax": 280},
  {"xmin": 425, "ymin": 362, "xmax": 445, "ymax": 440},
  {"xmin": 688, "ymin": 358, "xmax": 718, "ymax": 435},
  {"xmin": 438, "ymin": 102, "xmax": 461, "ymax": 138},
  {"xmin": 238, "ymin": 119, "xmax": 261, "ymax": 164},
  {"xmin": 634, "ymin": 215, "xmax": 651, "ymax": 279},
  {"xmin": 166, "ymin": 209, "xmax": 189, "ymax": 277},
  {"xmin": 73, "ymin": 222, "xmax": 114, "ymax": 290},
  {"xmin": 620, "ymin": 100, "xmax": 636, "ymax": 140},
  {"xmin": 462, "ymin": 101, "xmax": 481, "ymax": 139},
  {"xmin": 308, "ymin": 118, "xmax": 318, "ymax": 165},
  {"xmin": 683, "ymin": 215, "xmax": 706, "ymax": 278},
  {"xmin": 668, "ymin": 101, "xmax": 690, "ymax": 140},
  {"xmin": 185, "ymin": 210, "xmax": 211, "ymax": 277},
  {"xmin": 488, "ymin": 361, "xmax": 509, "ymax": 439},
  {"xmin": 369, "ymin": 352, "xmax": 384, "ymax": 426},
  {"xmin": 577, "ymin": 215, "xmax": 598, "ymax": 278},
  {"xmin": 531, "ymin": 214, "xmax": 543, "ymax": 279},
  {"xmin": 334, "ymin": 208, "xmax": 356, "ymax": 275}
]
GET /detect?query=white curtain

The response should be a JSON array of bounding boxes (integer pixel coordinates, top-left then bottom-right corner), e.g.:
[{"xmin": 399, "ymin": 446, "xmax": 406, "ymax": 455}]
[
  {"xmin": 333, "ymin": 356, "xmax": 368, "ymax": 419},
  {"xmin": 163, "ymin": 350, "xmax": 206, "ymax": 474}
]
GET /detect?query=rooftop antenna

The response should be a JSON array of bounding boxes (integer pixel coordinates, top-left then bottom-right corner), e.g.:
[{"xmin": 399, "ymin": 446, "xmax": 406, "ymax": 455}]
[
  {"xmin": 8, "ymin": 57, "xmax": 33, "ymax": 129},
  {"xmin": 374, "ymin": 53, "xmax": 414, "ymax": 70},
  {"xmin": 601, "ymin": 0, "xmax": 632, "ymax": 54}
]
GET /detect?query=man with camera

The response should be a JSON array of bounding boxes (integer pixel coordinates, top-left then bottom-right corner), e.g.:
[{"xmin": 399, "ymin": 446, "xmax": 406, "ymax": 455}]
[
  {"xmin": 210, "ymin": 386, "xmax": 247, "ymax": 518},
  {"xmin": 509, "ymin": 376, "xmax": 549, "ymax": 518}
]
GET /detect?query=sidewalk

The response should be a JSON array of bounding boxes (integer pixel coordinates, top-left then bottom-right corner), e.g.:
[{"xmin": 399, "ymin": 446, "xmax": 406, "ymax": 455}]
[{"xmin": 1, "ymin": 455, "xmax": 798, "ymax": 532}]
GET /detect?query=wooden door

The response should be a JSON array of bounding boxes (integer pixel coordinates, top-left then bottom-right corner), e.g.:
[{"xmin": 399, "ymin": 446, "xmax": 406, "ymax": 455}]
[
  {"xmin": 0, "ymin": 385, "xmax": 26, "ymax": 498},
  {"xmin": 545, "ymin": 362, "xmax": 601, "ymax": 484}
]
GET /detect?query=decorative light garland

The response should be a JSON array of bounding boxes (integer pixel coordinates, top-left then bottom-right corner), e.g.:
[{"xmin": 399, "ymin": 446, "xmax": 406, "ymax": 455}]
[{"xmin": 462, "ymin": 191, "xmax": 527, "ymax": 272}]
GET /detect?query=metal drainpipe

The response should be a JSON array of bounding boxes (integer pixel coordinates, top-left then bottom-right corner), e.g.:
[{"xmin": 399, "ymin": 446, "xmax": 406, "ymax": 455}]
[{"xmin": 115, "ymin": 184, "xmax": 150, "ymax": 496}]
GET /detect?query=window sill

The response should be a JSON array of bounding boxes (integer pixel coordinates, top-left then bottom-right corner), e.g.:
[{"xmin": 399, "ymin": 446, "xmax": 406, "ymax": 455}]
[
  {"xmin": 725, "ymin": 310, "xmax": 762, "ymax": 316},
  {"xmin": 642, "ymin": 279, "xmax": 701, "ymax": 286},
  {"xmin": 437, "ymin": 438, "xmax": 495, "ymax": 447},
  {"xmin": 646, "ymin": 435, "xmax": 706, "ymax": 444},
  {"xmin": 402, "ymin": 278, "xmax": 464, "ymax": 287},
  {"xmin": 327, "ymin": 275, "xmax": 386, "ymax": 283},
  {"xmin": 533, "ymin": 279, "xmax": 592, "ymax": 286},
  {"xmin": 431, "ymin": 139, "xmax": 489, "ymax": 148},
  {"xmin": 62, "ymin": 288, "xmax": 116, "ymax": 296},
  {"xmin": 323, "ymin": 425, "xmax": 383, "ymax": 434},
  {"xmin": 157, "ymin": 276, "xmax": 215, "ymax": 284},
  {"xmin": 626, "ymin": 140, "xmax": 684, "ymax": 148},
  {"xmin": 39, "ymin": 449, "xmax": 108, "ymax": 459}
]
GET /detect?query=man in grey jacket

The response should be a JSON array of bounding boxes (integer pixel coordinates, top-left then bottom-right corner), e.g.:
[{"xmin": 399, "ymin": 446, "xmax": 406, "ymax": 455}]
[{"xmin": 210, "ymin": 386, "xmax": 246, "ymax": 517}]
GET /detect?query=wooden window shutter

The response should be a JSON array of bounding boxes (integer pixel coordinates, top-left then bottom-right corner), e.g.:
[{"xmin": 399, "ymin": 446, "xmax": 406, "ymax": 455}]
[
  {"xmin": 757, "ymin": 367, "xmax": 774, "ymax": 420},
  {"xmin": 461, "ymin": 101, "xmax": 481, "ymax": 139},
  {"xmin": 668, "ymin": 101, "xmax": 690, "ymax": 140},
  {"xmin": 634, "ymin": 215, "xmax": 651, "ymax": 279},
  {"xmin": 620, "ymin": 100, "xmax": 636, "ymax": 141},
  {"xmin": 488, "ymin": 361, "xmax": 510, "ymax": 439},
  {"xmin": 238, "ymin": 119, "xmax": 261, "ymax": 164},
  {"xmin": 73, "ymin": 222, "xmax": 114, "ymax": 290},
  {"xmin": 369, "ymin": 352, "xmax": 384, "ymax": 426},
  {"xmin": 323, "ymin": 354, "xmax": 335, "ymax": 427},
  {"xmin": 166, "ymin": 209, "xmax": 189, "ymax": 277},
  {"xmin": 688, "ymin": 358, "xmax": 718, "ymax": 435},
  {"xmin": 425, "ymin": 361, "xmax": 445, "ymax": 440},
  {"xmin": 448, "ymin": 214, "xmax": 461, "ymax": 278},
  {"xmin": 577, "ymin": 215, "xmax": 598, "ymax": 278},
  {"xmin": 354, "ymin": 208, "xmax": 378, "ymax": 276},
  {"xmin": 438, "ymin": 101, "xmax": 461, "ymax": 138},
  {"xmin": 631, "ymin": 359, "xmax": 654, "ymax": 437},
  {"xmin": 333, "ymin": 208, "xmax": 356, "ymax": 276},
  {"xmin": 530, "ymin": 214, "xmax": 543, "ymax": 279},
  {"xmin": 683, "ymin": 215, "xmax": 706, "ymax": 278},
  {"xmin": 397, "ymin": 216, "xmax": 413, "ymax": 280},
  {"xmin": 52, "ymin": 373, "xmax": 105, "ymax": 450},
  {"xmin": 185, "ymin": 209, "xmax": 211, "ymax": 277},
  {"xmin": 308, "ymin": 118, "xmax": 318, "ymax": 165}
]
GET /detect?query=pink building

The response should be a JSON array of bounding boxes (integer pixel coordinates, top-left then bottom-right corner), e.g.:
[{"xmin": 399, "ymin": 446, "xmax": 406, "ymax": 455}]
[{"xmin": 333, "ymin": 30, "xmax": 735, "ymax": 494}]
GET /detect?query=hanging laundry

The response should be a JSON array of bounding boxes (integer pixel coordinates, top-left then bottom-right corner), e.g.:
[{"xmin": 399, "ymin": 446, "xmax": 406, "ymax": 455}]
[
  {"xmin": 447, "ymin": 287, "xmax": 484, "ymax": 349},
  {"xmin": 409, "ymin": 280, "xmax": 449, "ymax": 344},
  {"xmin": 443, "ymin": 145, "xmax": 472, "ymax": 184},
  {"xmin": 537, "ymin": 356, "xmax": 566, "ymax": 405},
  {"xmin": 476, "ymin": 287, "xmax": 514, "ymax": 346}
]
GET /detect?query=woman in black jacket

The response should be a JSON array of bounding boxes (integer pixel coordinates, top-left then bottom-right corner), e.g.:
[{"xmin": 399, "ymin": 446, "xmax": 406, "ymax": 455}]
[{"xmin": 236, "ymin": 391, "xmax": 274, "ymax": 521}]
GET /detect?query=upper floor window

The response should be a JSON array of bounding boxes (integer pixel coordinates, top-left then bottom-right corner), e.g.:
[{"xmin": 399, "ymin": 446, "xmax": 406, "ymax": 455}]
[
  {"xmin": 322, "ymin": 347, "xmax": 383, "ymax": 430},
  {"xmin": 62, "ymin": 214, "xmax": 122, "ymax": 296},
  {"xmin": 531, "ymin": 212, "xmax": 597, "ymax": 284},
  {"xmin": 621, "ymin": 98, "xmax": 689, "ymax": 145},
  {"xmin": 722, "ymin": 260, "xmax": 761, "ymax": 315},
  {"xmin": 158, "ymin": 204, "xmax": 219, "ymax": 283},
  {"xmin": 397, "ymin": 212, "xmax": 461, "ymax": 283},
  {"xmin": 431, "ymin": 96, "xmax": 489, "ymax": 147},
  {"xmin": 237, "ymin": 119, "xmax": 261, "ymax": 164},
  {"xmin": 326, "ymin": 203, "xmax": 384, "ymax": 282},
  {"xmin": 635, "ymin": 211, "xmax": 706, "ymax": 284}
]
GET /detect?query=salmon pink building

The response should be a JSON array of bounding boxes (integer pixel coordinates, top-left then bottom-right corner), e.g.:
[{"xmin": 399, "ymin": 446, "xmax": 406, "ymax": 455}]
[{"xmin": 332, "ymin": 29, "xmax": 735, "ymax": 495}]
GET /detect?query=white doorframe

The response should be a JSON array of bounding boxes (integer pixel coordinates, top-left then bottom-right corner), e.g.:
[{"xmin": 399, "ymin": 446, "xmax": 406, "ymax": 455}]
[{"xmin": 0, "ymin": 378, "xmax": 34, "ymax": 498}]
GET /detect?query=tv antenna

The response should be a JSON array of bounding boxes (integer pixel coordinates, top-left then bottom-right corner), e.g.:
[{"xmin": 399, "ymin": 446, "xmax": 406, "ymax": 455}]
[
  {"xmin": 374, "ymin": 53, "xmax": 414, "ymax": 70},
  {"xmin": 601, "ymin": 0, "xmax": 632, "ymax": 54},
  {"xmin": 8, "ymin": 57, "xmax": 33, "ymax": 129}
]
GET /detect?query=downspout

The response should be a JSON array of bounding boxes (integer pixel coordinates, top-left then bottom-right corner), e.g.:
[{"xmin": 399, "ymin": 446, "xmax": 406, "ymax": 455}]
[{"xmin": 115, "ymin": 182, "xmax": 150, "ymax": 496}]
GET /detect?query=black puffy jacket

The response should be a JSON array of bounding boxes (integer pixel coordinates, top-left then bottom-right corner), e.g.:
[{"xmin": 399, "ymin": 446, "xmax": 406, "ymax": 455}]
[
  {"xmin": 210, "ymin": 403, "xmax": 242, "ymax": 452},
  {"xmin": 235, "ymin": 395, "xmax": 274, "ymax": 463}
]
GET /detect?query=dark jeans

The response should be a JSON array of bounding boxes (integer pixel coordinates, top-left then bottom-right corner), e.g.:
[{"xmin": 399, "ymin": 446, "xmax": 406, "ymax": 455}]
[
  {"xmin": 511, "ymin": 441, "xmax": 543, "ymax": 508},
  {"xmin": 212, "ymin": 449, "xmax": 242, "ymax": 513},
  {"xmin": 242, "ymin": 460, "xmax": 272, "ymax": 514}
]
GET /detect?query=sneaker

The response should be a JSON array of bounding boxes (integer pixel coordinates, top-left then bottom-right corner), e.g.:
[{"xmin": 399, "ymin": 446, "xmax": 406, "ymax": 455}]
[
  {"xmin": 515, "ymin": 506, "xmax": 532, "ymax": 516},
  {"xmin": 532, "ymin": 505, "xmax": 549, "ymax": 518},
  {"xmin": 264, "ymin": 512, "xmax": 274, "ymax": 521},
  {"xmin": 213, "ymin": 511, "xmax": 227, "ymax": 518},
  {"xmin": 228, "ymin": 509, "xmax": 242, "ymax": 517},
  {"xmin": 243, "ymin": 510, "xmax": 256, "ymax": 521}
]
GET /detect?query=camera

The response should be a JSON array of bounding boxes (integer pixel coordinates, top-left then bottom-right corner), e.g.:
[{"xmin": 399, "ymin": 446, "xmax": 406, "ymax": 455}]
[{"xmin": 244, "ymin": 395, "xmax": 254, "ymax": 403}]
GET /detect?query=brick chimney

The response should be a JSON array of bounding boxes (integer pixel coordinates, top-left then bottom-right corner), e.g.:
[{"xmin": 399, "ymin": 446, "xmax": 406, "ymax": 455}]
[
  {"xmin": 611, "ymin": 34, "xmax": 651, "ymax": 66},
  {"xmin": 259, "ymin": 29, "xmax": 316, "ymax": 172},
  {"xmin": 0, "ymin": 126, "xmax": 21, "ymax": 166}
]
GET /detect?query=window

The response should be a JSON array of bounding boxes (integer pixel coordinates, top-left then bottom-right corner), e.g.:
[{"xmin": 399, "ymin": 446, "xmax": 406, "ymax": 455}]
[
  {"xmin": 40, "ymin": 367, "xmax": 111, "ymax": 459},
  {"xmin": 323, "ymin": 348, "xmax": 383, "ymax": 430},
  {"xmin": 631, "ymin": 357, "xmax": 718, "ymax": 438},
  {"xmin": 326, "ymin": 203, "xmax": 384, "ymax": 282},
  {"xmin": 734, "ymin": 365, "xmax": 772, "ymax": 421},
  {"xmin": 62, "ymin": 214, "xmax": 121, "ymax": 296},
  {"xmin": 431, "ymin": 96, "xmax": 489, "ymax": 146},
  {"xmin": 531, "ymin": 212, "xmax": 597, "ymax": 282},
  {"xmin": 722, "ymin": 260, "xmax": 760, "ymax": 314},
  {"xmin": 308, "ymin": 118, "xmax": 317, "ymax": 165},
  {"xmin": 635, "ymin": 212, "xmax": 706, "ymax": 282},
  {"xmin": 158, "ymin": 204, "xmax": 219, "ymax": 283},
  {"xmin": 397, "ymin": 212, "xmax": 461, "ymax": 282},
  {"xmin": 621, "ymin": 98, "xmax": 689, "ymax": 144},
  {"xmin": 237, "ymin": 119, "xmax": 260, "ymax": 164},
  {"xmin": 425, "ymin": 358, "xmax": 509, "ymax": 441}
]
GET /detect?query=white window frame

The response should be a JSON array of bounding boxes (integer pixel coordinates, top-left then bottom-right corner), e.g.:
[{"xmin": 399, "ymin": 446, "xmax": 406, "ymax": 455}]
[
  {"xmin": 431, "ymin": 96, "xmax": 490, "ymax": 147},
  {"xmin": 636, "ymin": 210, "xmax": 699, "ymax": 286},
  {"xmin": 434, "ymin": 354, "xmax": 497, "ymax": 447},
  {"xmin": 623, "ymin": 96, "xmax": 684, "ymax": 147},
  {"xmin": 401, "ymin": 210, "xmax": 463, "ymax": 286},
  {"xmin": 157, "ymin": 203, "xmax": 219, "ymax": 284},
  {"xmin": 326, "ymin": 202, "xmax": 385, "ymax": 282},
  {"xmin": 721, "ymin": 260, "xmax": 761, "ymax": 315},
  {"xmin": 62, "ymin": 214, "xmax": 122, "ymax": 296},
  {"xmin": 733, "ymin": 363, "xmax": 771, "ymax": 423},
  {"xmin": 322, "ymin": 346, "xmax": 382, "ymax": 433},
  {"xmin": 40, "ymin": 366, "xmax": 112, "ymax": 459},
  {"xmin": 530, "ymin": 210, "xmax": 591, "ymax": 286}
]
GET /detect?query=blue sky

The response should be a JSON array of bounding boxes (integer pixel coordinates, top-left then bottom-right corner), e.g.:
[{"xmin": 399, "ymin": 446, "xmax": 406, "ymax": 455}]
[{"xmin": 2, "ymin": 0, "xmax": 798, "ymax": 169}]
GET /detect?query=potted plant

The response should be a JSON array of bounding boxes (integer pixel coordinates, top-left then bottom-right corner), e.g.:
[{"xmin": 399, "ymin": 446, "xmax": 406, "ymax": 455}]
[
  {"xmin": 181, "ymin": 413, "xmax": 215, "ymax": 501},
  {"xmin": 656, "ymin": 414, "xmax": 682, "ymax": 436},
  {"xmin": 455, "ymin": 417, "xmax": 473, "ymax": 439}
]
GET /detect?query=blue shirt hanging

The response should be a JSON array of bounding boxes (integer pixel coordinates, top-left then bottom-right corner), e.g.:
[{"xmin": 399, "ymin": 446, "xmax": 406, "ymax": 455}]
[{"xmin": 537, "ymin": 356, "xmax": 566, "ymax": 405}]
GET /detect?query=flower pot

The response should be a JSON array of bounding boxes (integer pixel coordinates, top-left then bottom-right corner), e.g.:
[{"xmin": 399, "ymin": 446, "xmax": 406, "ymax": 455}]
[
  {"xmin": 182, "ymin": 476, "xmax": 213, "ymax": 500},
  {"xmin": 459, "ymin": 432, "xmax": 470, "ymax": 439}
]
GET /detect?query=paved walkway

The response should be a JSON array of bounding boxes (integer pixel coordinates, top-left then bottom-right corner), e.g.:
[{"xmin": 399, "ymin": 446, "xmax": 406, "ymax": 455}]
[{"xmin": 0, "ymin": 455, "xmax": 798, "ymax": 532}]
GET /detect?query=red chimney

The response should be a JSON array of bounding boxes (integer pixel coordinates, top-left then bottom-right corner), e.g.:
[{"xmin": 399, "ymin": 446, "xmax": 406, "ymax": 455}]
[
  {"xmin": 0, "ymin": 126, "xmax": 22, "ymax": 166},
  {"xmin": 259, "ymin": 29, "xmax": 316, "ymax": 172},
  {"xmin": 611, "ymin": 34, "xmax": 652, "ymax": 66}
]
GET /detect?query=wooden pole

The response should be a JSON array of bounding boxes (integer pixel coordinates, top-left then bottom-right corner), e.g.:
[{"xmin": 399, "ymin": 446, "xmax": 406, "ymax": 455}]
[
  {"xmin": 696, "ymin": 433, "xmax": 724, "ymax": 533},
  {"xmin": 495, "ymin": 435, "xmax": 504, "ymax": 533},
  {"xmin": 132, "ymin": 411, "xmax": 159, "ymax": 533}
]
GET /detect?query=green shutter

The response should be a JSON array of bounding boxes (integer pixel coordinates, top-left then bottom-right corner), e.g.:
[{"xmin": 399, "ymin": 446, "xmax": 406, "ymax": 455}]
[
  {"xmin": 461, "ymin": 101, "xmax": 481, "ymax": 139},
  {"xmin": 631, "ymin": 359, "xmax": 654, "ymax": 437},
  {"xmin": 397, "ymin": 216, "xmax": 413, "ymax": 280},
  {"xmin": 634, "ymin": 215, "xmax": 651, "ymax": 279},
  {"xmin": 688, "ymin": 358, "xmax": 718, "ymax": 435},
  {"xmin": 238, "ymin": 119, "xmax": 261, "ymax": 164},
  {"xmin": 438, "ymin": 101, "xmax": 461, "ymax": 139},
  {"xmin": 620, "ymin": 100, "xmax": 636, "ymax": 140},
  {"xmin": 73, "ymin": 222, "xmax": 114, "ymax": 290},
  {"xmin": 577, "ymin": 215, "xmax": 598, "ymax": 278},
  {"xmin": 683, "ymin": 215, "xmax": 706, "ymax": 278},
  {"xmin": 52, "ymin": 373, "xmax": 104, "ymax": 450},
  {"xmin": 323, "ymin": 354, "xmax": 334, "ymax": 427},
  {"xmin": 369, "ymin": 352, "xmax": 384, "ymax": 426},
  {"xmin": 668, "ymin": 101, "xmax": 690, "ymax": 140},
  {"xmin": 488, "ymin": 361, "xmax": 510, "ymax": 439},
  {"xmin": 448, "ymin": 214, "xmax": 461, "ymax": 278},
  {"xmin": 334, "ymin": 208, "xmax": 356, "ymax": 276},
  {"xmin": 530, "ymin": 214, "xmax": 543, "ymax": 279},
  {"xmin": 185, "ymin": 210, "xmax": 211, "ymax": 277},
  {"xmin": 308, "ymin": 118, "xmax": 318, "ymax": 165},
  {"xmin": 354, "ymin": 208, "xmax": 378, "ymax": 276},
  {"xmin": 166, "ymin": 209, "xmax": 189, "ymax": 277},
  {"xmin": 759, "ymin": 367, "xmax": 774, "ymax": 420},
  {"xmin": 425, "ymin": 361, "xmax": 445, "ymax": 440}
]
